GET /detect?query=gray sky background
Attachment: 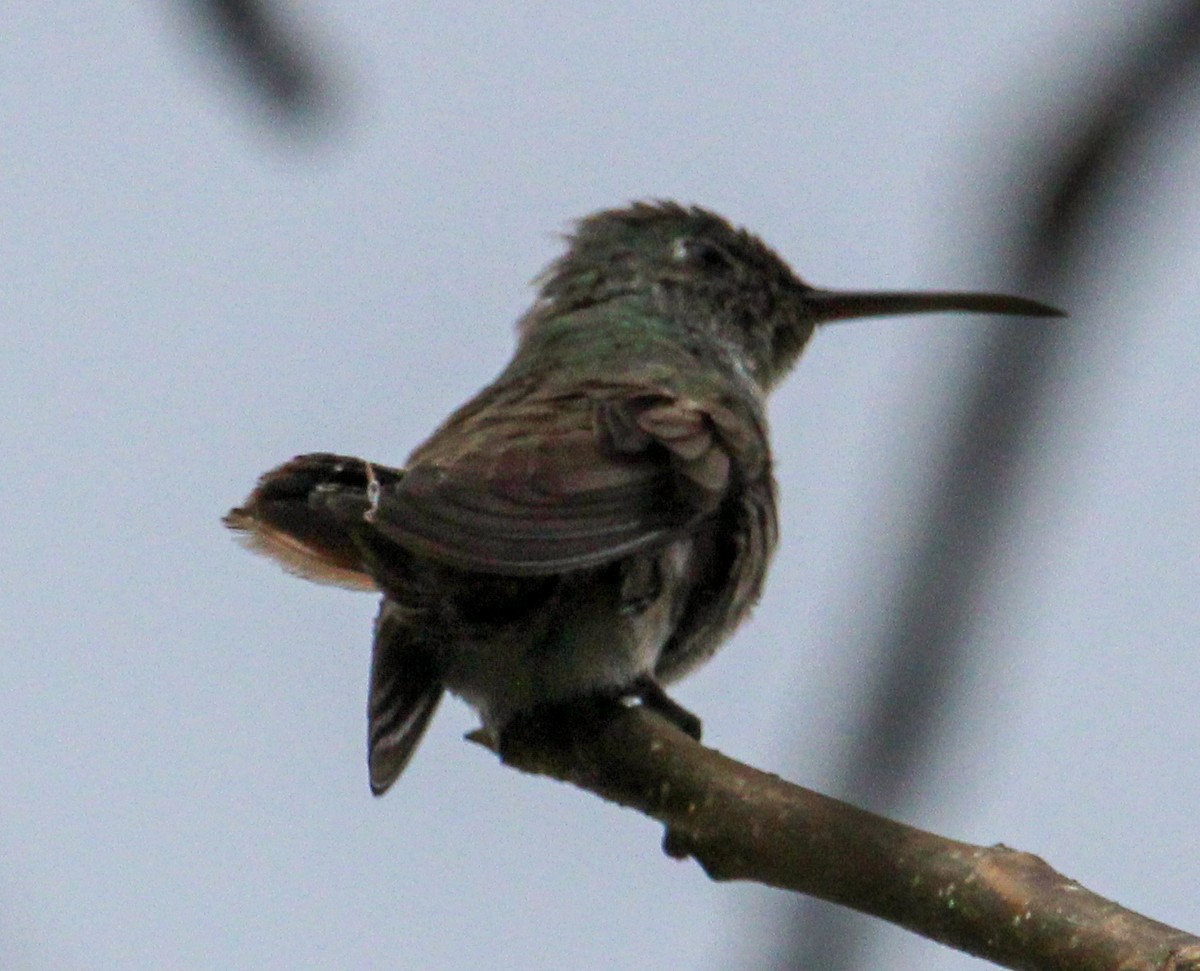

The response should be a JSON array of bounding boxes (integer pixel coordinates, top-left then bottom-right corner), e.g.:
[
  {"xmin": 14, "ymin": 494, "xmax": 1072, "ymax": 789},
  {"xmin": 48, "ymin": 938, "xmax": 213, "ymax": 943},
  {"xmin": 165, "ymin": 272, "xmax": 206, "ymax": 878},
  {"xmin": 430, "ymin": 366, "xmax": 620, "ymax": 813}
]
[{"xmin": 2, "ymin": 3, "xmax": 1197, "ymax": 969}]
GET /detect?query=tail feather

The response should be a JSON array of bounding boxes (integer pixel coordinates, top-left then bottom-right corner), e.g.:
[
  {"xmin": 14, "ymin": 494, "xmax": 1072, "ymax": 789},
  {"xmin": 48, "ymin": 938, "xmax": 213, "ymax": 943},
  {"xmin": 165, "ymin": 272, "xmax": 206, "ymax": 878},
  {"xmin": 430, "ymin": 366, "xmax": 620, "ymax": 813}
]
[
  {"xmin": 224, "ymin": 453, "xmax": 404, "ymax": 591},
  {"xmin": 368, "ymin": 598, "xmax": 443, "ymax": 794},
  {"xmin": 228, "ymin": 453, "xmax": 443, "ymax": 791}
]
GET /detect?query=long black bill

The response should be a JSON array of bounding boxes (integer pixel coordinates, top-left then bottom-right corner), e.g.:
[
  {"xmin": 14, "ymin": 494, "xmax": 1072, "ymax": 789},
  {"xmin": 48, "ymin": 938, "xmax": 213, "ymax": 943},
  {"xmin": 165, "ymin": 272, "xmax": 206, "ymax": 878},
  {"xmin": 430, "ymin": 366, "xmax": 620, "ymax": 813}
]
[{"xmin": 804, "ymin": 288, "xmax": 1065, "ymax": 324}]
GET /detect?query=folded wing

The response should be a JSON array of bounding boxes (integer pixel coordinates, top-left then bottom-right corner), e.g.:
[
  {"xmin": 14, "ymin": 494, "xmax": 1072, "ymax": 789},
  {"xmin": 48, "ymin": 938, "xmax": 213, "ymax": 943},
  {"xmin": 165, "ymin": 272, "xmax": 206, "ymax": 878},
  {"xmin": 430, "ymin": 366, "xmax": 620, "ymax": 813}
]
[{"xmin": 367, "ymin": 386, "xmax": 761, "ymax": 577}]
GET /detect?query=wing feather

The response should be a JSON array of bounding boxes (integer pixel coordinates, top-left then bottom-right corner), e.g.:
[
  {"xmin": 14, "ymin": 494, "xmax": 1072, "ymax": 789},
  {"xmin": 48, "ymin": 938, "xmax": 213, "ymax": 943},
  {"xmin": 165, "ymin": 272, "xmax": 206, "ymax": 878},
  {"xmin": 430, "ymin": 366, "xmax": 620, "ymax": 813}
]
[{"xmin": 367, "ymin": 385, "xmax": 763, "ymax": 576}]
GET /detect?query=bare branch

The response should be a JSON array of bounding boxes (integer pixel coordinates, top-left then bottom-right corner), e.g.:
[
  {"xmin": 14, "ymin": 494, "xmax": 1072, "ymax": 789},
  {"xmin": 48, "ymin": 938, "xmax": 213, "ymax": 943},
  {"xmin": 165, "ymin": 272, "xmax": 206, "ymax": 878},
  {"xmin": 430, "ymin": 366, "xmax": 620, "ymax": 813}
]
[{"xmin": 487, "ymin": 702, "xmax": 1200, "ymax": 971}]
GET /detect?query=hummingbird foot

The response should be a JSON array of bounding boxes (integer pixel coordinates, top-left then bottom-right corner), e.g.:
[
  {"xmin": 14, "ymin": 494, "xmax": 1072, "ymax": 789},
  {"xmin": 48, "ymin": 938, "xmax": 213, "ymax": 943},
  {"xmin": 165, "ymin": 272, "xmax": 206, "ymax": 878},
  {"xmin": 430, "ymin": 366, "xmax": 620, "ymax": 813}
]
[
  {"xmin": 493, "ymin": 678, "xmax": 702, "ymax": 764},
  {"xmin": 494, "ymin": 696, "xmax": 626, "ymax": 766},
  {"xmin": 628, "ymin": 676, "xmax": 702, "ymax": 741}
]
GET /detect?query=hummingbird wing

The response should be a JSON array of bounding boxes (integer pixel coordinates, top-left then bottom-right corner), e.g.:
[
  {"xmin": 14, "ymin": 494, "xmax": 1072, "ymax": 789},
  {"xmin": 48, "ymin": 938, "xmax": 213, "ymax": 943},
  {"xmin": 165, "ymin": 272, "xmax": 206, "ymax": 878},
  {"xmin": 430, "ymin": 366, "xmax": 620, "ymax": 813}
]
[{"xmin": 365, "ymin": 383, "xmax": 766, "ymax": 577}]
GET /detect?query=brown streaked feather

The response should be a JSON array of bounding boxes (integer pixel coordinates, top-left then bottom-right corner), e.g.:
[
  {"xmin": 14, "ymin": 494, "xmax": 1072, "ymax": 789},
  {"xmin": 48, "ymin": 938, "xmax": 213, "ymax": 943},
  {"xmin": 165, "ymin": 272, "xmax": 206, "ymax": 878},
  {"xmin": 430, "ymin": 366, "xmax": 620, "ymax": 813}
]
[
  {"xmin": 367, "ymin": 385, "xmax": 764, "ymax": 577},
  {"xmin": 655, "ymin": 476, "xmax": 779, "ymax": 684},
  {"xmin": 368, "ymin": 599, "xmax": 443, "ymax": 795}
]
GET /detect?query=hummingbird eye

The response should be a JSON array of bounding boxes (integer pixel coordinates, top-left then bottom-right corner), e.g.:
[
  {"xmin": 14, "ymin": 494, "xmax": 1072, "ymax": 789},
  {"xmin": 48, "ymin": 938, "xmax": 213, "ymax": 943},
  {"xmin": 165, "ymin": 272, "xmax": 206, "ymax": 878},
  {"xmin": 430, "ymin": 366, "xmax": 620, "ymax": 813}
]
[{"xmin": 671, "ymin": 237, "xmax": 735, "ymax": 273}]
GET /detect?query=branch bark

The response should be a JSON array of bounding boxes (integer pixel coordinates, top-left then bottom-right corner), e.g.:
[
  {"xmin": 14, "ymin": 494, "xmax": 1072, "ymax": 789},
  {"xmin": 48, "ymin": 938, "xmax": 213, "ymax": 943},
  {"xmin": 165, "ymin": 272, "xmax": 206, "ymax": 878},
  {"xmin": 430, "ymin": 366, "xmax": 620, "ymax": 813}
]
[{"xmin": 488, "ymin": 702, "xmax": 1200, "ymax": 971}]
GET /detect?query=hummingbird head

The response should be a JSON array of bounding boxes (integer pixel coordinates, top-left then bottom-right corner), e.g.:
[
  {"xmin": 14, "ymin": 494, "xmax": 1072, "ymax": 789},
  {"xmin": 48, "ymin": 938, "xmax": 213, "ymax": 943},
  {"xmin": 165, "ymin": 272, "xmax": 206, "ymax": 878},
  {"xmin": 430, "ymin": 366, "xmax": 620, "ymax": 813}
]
[{"xmin": 527, "ymin": 201, "xmax": 1063, "ymax": 390}]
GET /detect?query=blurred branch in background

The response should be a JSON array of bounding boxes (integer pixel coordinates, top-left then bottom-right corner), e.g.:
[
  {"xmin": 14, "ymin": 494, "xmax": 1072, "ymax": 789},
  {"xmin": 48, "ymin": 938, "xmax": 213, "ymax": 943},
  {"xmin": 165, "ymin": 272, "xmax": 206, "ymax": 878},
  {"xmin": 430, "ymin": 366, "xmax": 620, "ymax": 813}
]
[
  {"xmin": 771, "ymin": 2, "xmax": 1200, "ymax": 969},
  {"xmin": 182, "ymin": 0, "xmax": 339, "ymax": 132}
]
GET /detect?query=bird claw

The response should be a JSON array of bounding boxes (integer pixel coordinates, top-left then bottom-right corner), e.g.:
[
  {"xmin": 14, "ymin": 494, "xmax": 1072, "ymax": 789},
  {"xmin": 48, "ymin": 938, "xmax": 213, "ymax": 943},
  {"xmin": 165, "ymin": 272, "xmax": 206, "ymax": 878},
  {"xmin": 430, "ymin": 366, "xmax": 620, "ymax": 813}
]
[{"xmin": 629, "ymin": 676, "xmax": 702, "ymax": 740}]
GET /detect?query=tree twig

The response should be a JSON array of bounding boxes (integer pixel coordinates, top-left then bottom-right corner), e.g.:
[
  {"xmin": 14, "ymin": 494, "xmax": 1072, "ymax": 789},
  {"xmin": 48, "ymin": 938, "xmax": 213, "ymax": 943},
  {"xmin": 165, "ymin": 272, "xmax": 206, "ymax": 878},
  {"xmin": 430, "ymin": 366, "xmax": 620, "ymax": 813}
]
[
  {"xmin": 186, "ymin": 0, "xmax": 336, "ymax": 128},
  {"xmin": 483, "ymin": 702, "xmax": 1200, "ymax": 971}
]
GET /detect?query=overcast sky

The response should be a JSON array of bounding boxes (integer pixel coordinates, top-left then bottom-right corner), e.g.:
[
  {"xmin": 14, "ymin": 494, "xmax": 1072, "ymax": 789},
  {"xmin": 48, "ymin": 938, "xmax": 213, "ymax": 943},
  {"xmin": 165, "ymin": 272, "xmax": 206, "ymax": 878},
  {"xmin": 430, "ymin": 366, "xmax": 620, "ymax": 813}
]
[{"xmin": 2, "ymin": 3, "xmax": 1197, "ymax": 969}]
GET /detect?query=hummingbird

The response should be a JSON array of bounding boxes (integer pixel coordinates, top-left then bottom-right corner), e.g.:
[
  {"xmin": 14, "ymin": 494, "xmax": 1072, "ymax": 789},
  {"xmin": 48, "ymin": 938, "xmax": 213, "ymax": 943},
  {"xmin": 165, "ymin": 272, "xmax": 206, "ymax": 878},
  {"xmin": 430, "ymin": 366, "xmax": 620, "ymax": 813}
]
[{"xmin": 224, "ymin": 201, "xmax": 1062, "ymax": 796}]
